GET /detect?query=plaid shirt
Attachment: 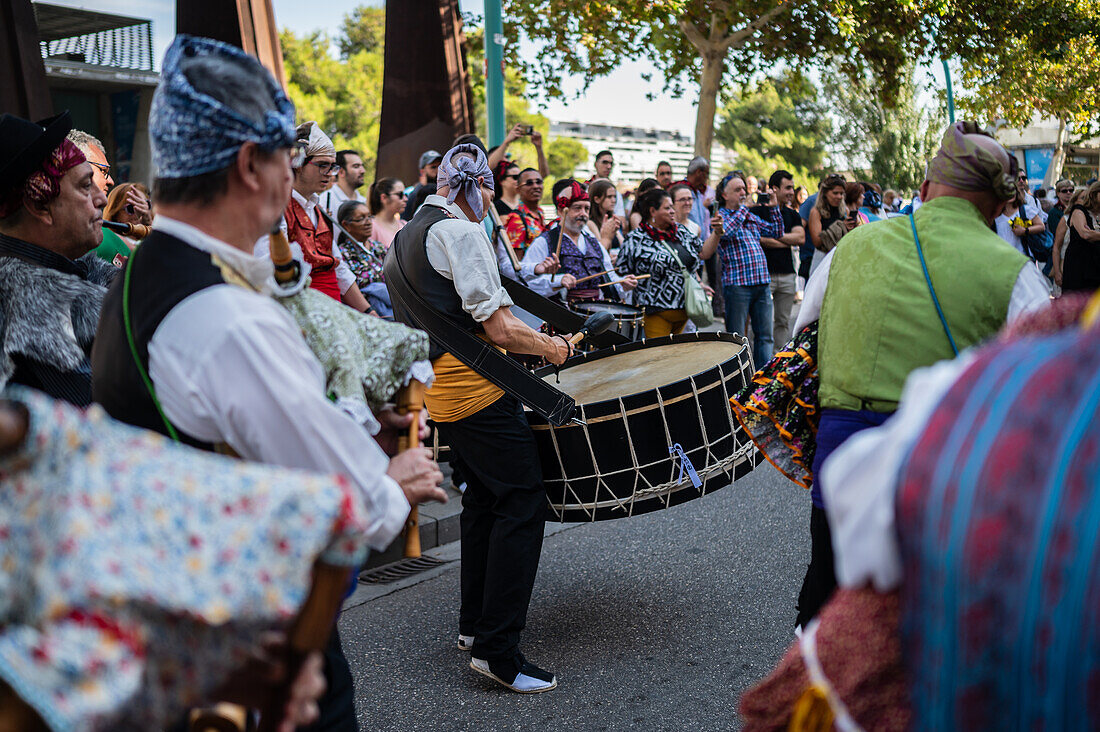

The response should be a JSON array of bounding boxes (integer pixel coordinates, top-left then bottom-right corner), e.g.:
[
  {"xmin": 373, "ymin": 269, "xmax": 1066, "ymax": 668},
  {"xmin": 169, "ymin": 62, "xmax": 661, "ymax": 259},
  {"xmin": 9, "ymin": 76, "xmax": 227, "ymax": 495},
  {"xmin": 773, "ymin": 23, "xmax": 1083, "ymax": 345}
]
[{"xmin": 716, "ymin": 205, "xmax": 783, "ymax": 287}]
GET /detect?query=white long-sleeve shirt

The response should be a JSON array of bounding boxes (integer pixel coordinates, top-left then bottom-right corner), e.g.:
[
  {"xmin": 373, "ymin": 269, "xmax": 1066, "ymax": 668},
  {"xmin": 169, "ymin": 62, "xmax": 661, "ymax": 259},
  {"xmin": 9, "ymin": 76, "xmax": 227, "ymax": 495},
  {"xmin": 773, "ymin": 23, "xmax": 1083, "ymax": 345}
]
[
  {"xmin": 254, "ymin": 189, "xmax": 357, "ymax": 296},
  {"xmin": 147, "ymin": 216, "xmax": 409, "ymax": 551},
  {"xmin": 520, "ymin": 226, "xmax": 622, "ymax": 300}
]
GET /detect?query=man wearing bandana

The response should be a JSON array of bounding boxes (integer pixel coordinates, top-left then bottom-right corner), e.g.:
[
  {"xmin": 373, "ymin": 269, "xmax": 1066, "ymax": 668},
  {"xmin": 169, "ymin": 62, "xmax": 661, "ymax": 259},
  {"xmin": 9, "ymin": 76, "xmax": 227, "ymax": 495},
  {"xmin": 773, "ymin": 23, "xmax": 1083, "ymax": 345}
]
[
  {"xmin": 387, "ymin": 144, "xmax": 572, "ymax": 694},
  {"xmin": 255, "ymin": 121, "xmax": 371, "ymax": 311},
  {"xmin": 0, "ymin": 111, "xmax": 117, "ymax": 406},
  {"xmin": 788, "ymin": 122, "xmax": 1051, "ymax": 628},
  {"xmin": 520, "ymin": 178, "xmax": 637, "ymax": 302},
  {"xmin": 91, "ymin": 35, "xmax": 446, "ymax": 729}
]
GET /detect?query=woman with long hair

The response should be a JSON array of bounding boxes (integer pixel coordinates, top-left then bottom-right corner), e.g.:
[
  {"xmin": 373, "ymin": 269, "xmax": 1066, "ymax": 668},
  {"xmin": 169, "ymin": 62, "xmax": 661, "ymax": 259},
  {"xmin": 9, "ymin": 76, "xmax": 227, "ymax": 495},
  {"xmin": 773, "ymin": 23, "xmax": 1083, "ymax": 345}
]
[
  {"xmin": 368, "ymin": 177, "xmax": 406, "ymax": 250},
  {"xmin": 806, "ymin": 174, "xmax": 848, "ymax": 276},
  {"xmin": 586, "ymin": 178, "xmax": 622, "ymax": 252},
  {"xmin": 1052, "ymin": 187, "xmax": 1087, "ymax": 288},
  {"xmin": 617, "ymin": 188, "xmax": 717, "ymax": 337},
  {"xmin": 1060, "ymin": 180, "xmax": 1100, "ymax": 293}
]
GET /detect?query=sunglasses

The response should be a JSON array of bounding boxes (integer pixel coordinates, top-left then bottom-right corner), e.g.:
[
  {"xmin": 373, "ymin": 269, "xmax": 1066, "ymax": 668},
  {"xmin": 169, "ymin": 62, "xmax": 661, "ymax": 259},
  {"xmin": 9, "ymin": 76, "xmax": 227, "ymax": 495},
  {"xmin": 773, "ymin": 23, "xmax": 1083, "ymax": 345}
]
[
  {"xmin": 1017, "ymin": 175, "xmax": 1028, "ymax": 181},
  {"xmin": 502, "ymin": 173, "xmax": 518, "ymax": 181},
  {"xmin": 521, "ymin": 178, "xmax": 544, "ymax": 186},
  {"xmin": 1058, "ymin": 188, "xmax": 1074, "ymax": 194},
  {"xmin": 387, "ymin": 190, "xmax": 407, "ymax": 198}
]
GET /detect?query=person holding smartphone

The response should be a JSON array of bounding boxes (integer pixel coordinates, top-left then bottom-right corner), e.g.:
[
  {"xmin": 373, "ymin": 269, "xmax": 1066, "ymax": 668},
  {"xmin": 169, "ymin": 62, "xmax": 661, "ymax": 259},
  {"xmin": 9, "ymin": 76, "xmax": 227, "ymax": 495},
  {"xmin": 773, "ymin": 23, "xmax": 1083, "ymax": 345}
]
[{"xmin": 486, "ymin": 123, "xmax": 549, "ymax": 180}]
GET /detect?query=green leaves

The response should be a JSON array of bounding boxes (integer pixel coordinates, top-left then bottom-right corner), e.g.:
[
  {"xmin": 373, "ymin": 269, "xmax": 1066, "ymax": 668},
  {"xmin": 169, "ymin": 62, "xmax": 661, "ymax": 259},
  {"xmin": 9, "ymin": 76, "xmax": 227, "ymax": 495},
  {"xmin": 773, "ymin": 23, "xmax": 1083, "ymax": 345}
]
[{"xmin": 280, "ymin": 9, "xmax": 386, "ymax": 177}]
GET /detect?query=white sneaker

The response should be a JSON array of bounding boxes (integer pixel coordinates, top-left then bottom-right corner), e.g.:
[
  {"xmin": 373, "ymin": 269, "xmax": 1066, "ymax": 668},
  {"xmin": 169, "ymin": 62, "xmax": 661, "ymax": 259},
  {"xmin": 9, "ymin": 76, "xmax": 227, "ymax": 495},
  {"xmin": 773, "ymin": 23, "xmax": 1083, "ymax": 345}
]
[
  {"xmin": 470, "ymin": 655, "xmax": 557, "ymax": 693},
  {"xmin": 457, "ymin": 634, "xmax": 474, "ymax": 652}
]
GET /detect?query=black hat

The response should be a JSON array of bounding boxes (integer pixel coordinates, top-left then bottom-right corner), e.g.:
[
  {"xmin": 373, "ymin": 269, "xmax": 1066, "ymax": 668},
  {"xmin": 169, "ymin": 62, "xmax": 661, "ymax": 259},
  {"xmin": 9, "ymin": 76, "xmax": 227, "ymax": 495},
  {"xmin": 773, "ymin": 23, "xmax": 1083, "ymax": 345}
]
[{"xmin": 0, "ymin": 111, "xmax": 74, "ymax": 191}]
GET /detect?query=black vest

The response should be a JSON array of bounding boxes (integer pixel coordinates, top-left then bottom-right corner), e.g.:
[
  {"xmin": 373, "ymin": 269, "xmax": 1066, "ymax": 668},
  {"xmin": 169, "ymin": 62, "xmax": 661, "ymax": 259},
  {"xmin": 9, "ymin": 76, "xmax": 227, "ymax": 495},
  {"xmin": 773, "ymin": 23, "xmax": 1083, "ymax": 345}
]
[
  {"xmin": 92, "ymin": 231, "xmax": 227, "ymax": 449},
  {"xmin": 385, "ymin": 204, "xmax": 482, "ymax": 361}
]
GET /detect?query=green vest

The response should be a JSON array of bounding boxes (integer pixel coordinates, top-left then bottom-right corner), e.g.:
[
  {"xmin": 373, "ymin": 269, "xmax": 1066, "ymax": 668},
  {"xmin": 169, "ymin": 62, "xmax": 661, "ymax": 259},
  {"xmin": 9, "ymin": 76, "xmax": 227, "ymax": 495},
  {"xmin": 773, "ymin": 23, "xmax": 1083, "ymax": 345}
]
[{"xmin": 818, "ymin": 196, "xmax": 1027, "ymax": 412}]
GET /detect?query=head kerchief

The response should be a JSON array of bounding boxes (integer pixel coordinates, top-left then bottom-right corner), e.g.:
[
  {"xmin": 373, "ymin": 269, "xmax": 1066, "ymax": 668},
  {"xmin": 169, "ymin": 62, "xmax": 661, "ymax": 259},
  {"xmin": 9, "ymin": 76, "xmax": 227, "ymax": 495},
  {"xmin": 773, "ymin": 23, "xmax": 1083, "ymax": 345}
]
[
  {"xmin": 438, "ymin": 144, "xmax": 494, "ymax": 220},
  {"xmin": 555, "ymin": 180, "xmax": 588, "ymax": 209},
  {"xmin": 0, "ymin": 138, "xmax": 85, "ymax": 218},
  {"xmin": 150, "ymin": 35, "xmax": 296, "ymax": 179},
  {"xmin": 926, "ymin": 121, "xmax": 1018, "ymax": 201},
  {"xmin": 298, "ymin": 122, "xmax": 335, "ymax": 162}
]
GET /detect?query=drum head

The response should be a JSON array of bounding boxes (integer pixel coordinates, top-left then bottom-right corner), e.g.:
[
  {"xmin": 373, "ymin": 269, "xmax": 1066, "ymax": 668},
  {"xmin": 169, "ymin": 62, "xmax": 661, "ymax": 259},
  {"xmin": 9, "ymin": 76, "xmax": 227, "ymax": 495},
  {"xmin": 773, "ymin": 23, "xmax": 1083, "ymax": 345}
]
[{"xmin": 541, "ymin": 337, "xmax": 742, "ymax": 405}]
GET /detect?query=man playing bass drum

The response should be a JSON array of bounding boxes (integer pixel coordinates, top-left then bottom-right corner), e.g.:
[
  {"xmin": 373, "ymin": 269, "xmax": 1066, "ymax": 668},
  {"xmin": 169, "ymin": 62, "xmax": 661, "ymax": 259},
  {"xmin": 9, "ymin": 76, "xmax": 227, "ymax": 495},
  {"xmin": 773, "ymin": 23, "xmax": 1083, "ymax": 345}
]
[{"xmin": 386, "ymin": 144, "xmax": 572, "ymax": 693}]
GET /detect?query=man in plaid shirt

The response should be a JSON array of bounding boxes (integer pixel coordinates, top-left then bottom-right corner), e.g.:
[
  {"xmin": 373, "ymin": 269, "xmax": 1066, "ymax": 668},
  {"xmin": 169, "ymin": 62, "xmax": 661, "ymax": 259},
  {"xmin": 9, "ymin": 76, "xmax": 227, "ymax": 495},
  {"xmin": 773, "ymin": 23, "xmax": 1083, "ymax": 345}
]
[{"xmin": 712, "ymin": 171, "xmax": 784, "ymax": 368}]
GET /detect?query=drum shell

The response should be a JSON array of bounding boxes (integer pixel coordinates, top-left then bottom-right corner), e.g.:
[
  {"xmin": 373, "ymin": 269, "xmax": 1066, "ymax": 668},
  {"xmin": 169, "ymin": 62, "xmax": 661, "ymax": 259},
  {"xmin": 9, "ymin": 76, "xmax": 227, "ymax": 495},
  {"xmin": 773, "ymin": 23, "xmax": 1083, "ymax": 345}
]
[
  {"xmin": 571, "ymin": 300, "xmax": 644, "ymax": 342},
  {"xmin": 530, "ymin": 332, "xmax": 759, "ymax": 521}
]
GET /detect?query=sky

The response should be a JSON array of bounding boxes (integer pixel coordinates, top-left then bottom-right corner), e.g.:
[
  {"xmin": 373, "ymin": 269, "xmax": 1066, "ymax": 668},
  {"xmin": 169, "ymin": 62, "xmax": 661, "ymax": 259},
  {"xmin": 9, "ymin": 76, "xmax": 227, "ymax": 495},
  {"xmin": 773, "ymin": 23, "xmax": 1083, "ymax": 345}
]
[{"xmin": 49, "ymin": 0, "xmax": 703, "ymax": 135}]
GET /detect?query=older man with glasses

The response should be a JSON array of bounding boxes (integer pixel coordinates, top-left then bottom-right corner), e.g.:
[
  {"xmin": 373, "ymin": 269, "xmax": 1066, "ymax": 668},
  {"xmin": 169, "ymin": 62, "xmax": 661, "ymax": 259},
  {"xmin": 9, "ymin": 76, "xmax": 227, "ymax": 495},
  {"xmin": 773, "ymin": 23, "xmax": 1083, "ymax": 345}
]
[{"xmin": 502, "ymin": 167, "xmax": 547, "ymax": 255}]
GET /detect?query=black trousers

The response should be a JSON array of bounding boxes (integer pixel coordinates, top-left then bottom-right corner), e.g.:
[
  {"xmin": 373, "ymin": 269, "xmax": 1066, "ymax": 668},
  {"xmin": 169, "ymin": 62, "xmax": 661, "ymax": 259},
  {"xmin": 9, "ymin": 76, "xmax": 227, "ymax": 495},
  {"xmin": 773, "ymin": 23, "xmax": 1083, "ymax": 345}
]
[
  {"xmin": 435, "ymin": 395, "xmax": 546, "ymax": 663},
  {"xmin": 299, "ymin": 627, "xmax": 358, "ymax": 731},
  {"xmin": 795, "ymin": 505, "xmax": 837, "ymax": 628}
]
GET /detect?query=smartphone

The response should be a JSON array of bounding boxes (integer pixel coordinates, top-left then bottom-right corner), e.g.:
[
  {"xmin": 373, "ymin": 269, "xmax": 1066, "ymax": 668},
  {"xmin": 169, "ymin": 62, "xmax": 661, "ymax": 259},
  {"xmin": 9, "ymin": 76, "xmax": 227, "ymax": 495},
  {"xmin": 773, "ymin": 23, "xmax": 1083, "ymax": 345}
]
[
  {"xmin": 708, "ymin": 201, "xmax": 719, "ymax": 217},
  {"xmin": 520, "ymin": 125, "xmax": 533, "ymax": 135},
  {"xmin": 125, "ymin": 203, "xmax": 135, "ymax": 214}
]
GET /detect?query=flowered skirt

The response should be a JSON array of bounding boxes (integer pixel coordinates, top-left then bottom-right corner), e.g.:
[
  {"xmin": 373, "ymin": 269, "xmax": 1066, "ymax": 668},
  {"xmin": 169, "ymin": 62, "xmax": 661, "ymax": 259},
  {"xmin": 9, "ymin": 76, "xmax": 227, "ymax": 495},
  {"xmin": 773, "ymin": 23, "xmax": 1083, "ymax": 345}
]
[{"xmin": 730, "ymin": 322, "xmax": 819, "ymax": 488}]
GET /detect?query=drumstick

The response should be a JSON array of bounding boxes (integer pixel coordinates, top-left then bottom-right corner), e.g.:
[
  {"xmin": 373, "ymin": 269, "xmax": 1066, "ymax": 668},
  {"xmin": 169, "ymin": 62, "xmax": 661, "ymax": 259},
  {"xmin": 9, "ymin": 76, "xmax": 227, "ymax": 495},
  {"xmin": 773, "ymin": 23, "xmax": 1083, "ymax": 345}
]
[
  {"xmin": 396, "ymin": 380, "xmax": 428, "ymax": 558},
  {"xmin": 488, "ymin": 206, "xmax": 522, "ymax": 272},
  {"xmin": 573, "ymin": 268, "xmax": 617, "ymax": 284},
  {"xmin": 550, "ymin": 267, "xmax": 627, "ymax": 290},
  {"xmin": 554, "ymin": 222, "xmax": 564, "ymax": 259},
  {"xmin": 598, "ymin": 274, "xmax": 650, "ymax": 288}
]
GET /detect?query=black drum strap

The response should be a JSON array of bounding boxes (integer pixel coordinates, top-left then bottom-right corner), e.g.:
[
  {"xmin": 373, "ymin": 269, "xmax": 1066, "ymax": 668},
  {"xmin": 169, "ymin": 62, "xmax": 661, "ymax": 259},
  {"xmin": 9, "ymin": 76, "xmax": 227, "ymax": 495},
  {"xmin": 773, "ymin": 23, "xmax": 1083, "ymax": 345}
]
[
  {"xmin": 386, "ymin": 249, "xmax": 578, "ymax": 427},
  {"xmin": 500, "ymin": 276, "xmax": 629, "ymax": 347}
]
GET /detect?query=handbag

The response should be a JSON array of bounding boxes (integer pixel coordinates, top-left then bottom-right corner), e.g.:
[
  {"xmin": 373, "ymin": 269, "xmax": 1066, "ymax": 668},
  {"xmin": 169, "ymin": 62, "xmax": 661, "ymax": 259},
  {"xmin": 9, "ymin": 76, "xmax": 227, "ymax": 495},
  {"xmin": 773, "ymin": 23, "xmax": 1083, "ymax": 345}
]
[{"xmin": 658, "ymin": 239, "xmax": 713, "ymax": 328}]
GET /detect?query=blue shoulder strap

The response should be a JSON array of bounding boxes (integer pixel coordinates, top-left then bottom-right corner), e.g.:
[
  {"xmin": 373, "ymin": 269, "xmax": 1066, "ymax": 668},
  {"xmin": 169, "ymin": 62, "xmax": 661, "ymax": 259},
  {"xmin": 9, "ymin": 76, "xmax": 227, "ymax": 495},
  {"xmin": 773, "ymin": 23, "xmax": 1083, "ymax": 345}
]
[{"xmin": 909, "ymin": 213, "xmax": 959, "ymax": 357}]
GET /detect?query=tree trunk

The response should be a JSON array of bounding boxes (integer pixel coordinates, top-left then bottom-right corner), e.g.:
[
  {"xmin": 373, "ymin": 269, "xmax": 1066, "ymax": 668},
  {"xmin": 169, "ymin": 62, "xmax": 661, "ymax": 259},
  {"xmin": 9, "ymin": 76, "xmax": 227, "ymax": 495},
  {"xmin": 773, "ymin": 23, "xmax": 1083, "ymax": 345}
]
[
  {"xmin": 693, "ymin": 49, "xmax": 726, "ymax": 160},
  {"xmin": 1045, "ymin": 117, "xmax": 1067, "ymax": 187}
]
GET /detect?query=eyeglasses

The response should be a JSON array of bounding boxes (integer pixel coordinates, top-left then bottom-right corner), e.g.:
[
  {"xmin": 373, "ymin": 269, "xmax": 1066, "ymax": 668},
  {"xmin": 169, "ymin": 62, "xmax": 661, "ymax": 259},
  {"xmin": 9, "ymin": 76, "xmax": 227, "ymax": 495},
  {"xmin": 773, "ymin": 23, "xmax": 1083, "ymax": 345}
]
[
  {"xmin": 824, "ymin": 174, "xmax": 846, "ymax": 184},
  {"xmin": 88, "ymin": 161, "xmax": 110, "ymax": 177},
  {"xmin": 521, "ymin": 178, "xmax": 544, "ymax": 187},
  {"xmin": 309, "ymin": 160, "xmax": 342, "ymax": 175},
  {"xmin": 674, "ymin": 196, "xmax": 693, "ymax": 204}
]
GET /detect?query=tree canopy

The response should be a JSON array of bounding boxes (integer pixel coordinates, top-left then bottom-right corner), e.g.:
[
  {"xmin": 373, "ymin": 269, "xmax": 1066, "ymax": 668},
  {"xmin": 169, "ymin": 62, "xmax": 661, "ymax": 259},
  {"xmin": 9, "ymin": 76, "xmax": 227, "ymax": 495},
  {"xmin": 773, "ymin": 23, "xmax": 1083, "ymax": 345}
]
[
  {"xmin": 502, "ymin": 0, "xmax": 1098, "ymax": 162},
  {"xmin": 823, "ymin": 62, "xmax": 944, "ymax": 192},
  {"xmin": 280, "ymin": 8, "xmax": 385, "ymax": 175},
  {"xmin": 714, "ymin": 70, "xmax": 830, "ymax": 185}
]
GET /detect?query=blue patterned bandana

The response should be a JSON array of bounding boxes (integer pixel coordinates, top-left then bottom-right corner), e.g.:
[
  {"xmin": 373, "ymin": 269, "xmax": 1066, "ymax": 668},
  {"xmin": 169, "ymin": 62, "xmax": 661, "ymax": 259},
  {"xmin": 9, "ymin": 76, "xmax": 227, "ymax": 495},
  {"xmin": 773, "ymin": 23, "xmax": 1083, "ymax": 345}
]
[
  {"xmin": 150, "ymin": 35, "xmax": 296, "ymax": 179},
  {"xmin": 438, "ymin": 144, "xmax": 494, "ymax": 220}
]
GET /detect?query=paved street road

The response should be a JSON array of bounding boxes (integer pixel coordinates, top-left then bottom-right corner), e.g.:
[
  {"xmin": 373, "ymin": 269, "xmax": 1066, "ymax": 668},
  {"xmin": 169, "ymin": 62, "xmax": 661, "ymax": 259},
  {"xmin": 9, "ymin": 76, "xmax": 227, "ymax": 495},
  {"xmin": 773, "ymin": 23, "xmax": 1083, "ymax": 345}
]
[{"xmin": 339, "ymin": 462, "xmax": 807, "ymax": 731}]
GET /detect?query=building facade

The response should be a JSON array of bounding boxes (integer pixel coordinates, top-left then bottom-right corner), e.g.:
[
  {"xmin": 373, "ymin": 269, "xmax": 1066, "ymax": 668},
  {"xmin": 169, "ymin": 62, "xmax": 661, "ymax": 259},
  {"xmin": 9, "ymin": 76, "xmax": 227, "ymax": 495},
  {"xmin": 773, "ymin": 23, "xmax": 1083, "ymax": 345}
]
[
  {"xmin": 550, "ymin": 121, "xmax": 735, "ymax": 188},
  {"xmin": 35, "ymin": 2, "xmax": 158, "ymax": 184}
]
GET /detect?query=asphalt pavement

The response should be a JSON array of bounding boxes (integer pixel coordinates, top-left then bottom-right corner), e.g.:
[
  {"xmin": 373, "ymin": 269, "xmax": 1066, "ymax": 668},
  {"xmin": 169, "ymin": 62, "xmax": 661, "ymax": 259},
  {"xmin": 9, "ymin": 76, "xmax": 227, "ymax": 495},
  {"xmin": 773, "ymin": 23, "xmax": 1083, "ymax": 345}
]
[{"xmin": 338, "ymin": 461, "xmax": 808, "ymax": 731}]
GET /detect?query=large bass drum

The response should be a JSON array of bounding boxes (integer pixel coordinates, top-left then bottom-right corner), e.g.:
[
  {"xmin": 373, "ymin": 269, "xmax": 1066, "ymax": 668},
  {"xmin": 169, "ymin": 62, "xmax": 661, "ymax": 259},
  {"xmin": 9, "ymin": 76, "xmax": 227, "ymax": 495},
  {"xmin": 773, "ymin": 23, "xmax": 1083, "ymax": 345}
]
[{"xmin": 531, "ymin": 332, "xmax": 759, "ymax": 521}]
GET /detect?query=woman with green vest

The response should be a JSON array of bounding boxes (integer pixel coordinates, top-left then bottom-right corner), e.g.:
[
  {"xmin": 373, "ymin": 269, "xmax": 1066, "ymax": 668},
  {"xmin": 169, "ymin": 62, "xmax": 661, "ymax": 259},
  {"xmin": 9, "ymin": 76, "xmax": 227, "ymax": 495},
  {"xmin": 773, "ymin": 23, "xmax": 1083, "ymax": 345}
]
[{"xmin": 787, "ymin": 121, "xmax": 1051, "ymax": 627}]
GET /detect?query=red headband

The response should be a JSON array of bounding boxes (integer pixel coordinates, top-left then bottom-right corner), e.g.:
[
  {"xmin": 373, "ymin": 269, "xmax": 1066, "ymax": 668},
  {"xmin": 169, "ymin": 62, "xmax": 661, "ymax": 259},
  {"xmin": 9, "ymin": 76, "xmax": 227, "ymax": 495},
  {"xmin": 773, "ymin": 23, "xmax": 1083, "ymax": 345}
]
[
  {"xmin": 555, "ymin": 180, "xmax": 589, "ymax": 209},
  {"xmin": 0, "ymin": 138, "xmax": 86, "ymax": 218}
]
